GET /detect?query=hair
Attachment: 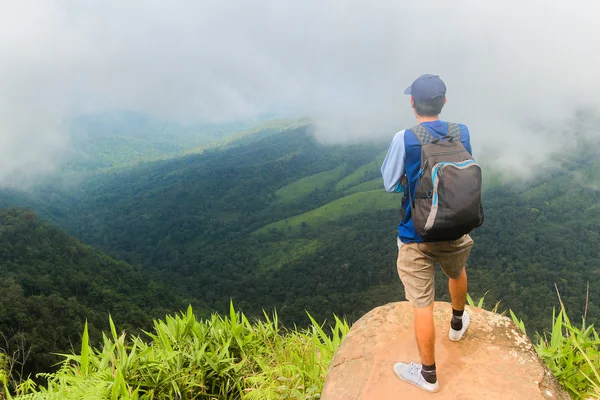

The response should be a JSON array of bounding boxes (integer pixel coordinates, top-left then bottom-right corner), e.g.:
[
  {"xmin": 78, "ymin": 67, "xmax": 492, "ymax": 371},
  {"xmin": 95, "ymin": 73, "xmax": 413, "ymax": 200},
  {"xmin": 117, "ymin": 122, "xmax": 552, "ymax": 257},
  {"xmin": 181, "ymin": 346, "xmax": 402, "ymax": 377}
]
[{"xmin": 413, "ymin": 95, "xmax": 445, "ymax": 117}]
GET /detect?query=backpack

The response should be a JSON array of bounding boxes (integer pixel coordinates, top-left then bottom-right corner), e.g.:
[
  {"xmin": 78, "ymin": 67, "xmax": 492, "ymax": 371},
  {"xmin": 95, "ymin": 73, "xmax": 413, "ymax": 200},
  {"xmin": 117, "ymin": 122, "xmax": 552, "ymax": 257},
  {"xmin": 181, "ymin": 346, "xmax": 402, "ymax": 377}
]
[{"xmin": 407, "ymin": 123, "xmax": 484, "ymax": 241}]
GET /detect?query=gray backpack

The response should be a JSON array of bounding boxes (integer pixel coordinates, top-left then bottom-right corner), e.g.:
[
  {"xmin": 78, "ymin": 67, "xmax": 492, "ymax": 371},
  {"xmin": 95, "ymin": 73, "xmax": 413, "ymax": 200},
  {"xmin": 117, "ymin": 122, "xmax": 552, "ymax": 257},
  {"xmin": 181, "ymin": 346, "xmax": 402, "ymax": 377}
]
[{"xmin": 408, "ymin": 123, "xmax": 484, "ymax": 241}]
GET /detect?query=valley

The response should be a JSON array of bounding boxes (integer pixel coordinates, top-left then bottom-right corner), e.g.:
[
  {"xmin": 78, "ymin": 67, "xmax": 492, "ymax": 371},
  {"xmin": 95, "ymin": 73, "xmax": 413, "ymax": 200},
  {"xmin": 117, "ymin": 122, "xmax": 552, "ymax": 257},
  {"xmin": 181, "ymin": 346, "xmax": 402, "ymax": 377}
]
[{"xmin": 2, "ymin": 119, "xmax": 599, "ymax": 381}]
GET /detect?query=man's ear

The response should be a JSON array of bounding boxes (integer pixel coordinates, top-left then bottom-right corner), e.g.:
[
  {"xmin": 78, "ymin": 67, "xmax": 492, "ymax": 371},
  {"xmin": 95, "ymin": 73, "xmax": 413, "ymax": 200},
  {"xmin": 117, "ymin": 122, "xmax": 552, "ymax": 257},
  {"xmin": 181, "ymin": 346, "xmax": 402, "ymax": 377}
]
[
  {"xmin": 443, "ymin": 97, "xmax": 447, "ymax": 105},
  {"xmin": 410, "ymin": 96, "xmax": 415, "ymax": 108}
]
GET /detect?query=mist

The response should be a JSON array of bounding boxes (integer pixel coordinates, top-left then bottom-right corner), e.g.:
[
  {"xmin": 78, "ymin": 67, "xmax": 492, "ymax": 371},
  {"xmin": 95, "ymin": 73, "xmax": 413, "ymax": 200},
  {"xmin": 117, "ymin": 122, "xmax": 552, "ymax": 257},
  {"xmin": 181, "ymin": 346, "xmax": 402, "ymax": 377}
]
[{"xmin": 1, "ymin": 0, "xmax": 600, "ymax": 187}]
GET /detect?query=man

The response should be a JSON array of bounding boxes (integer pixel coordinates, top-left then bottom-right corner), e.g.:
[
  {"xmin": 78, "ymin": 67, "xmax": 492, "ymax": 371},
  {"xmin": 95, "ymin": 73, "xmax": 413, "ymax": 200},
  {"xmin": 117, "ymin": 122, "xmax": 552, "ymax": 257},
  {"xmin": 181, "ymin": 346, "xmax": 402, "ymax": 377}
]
[{"xmin": 380, "ymin": 74, "xmax": 474, "ymax": 393}]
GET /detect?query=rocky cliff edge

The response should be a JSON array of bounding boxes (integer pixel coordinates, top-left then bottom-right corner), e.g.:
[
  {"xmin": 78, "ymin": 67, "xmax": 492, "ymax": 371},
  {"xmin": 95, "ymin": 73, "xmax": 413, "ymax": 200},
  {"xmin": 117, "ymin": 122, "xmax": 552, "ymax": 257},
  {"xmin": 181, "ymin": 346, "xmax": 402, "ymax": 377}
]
[{"xmin": 321, "ymin": 301, "xmax": 569, "ymax": 400}]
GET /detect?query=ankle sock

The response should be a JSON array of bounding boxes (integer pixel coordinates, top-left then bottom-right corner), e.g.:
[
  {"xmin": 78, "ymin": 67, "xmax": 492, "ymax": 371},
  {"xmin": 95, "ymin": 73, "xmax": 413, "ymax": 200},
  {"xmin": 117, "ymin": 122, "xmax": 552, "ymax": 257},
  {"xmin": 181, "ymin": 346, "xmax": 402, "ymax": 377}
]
[
  {"xmin": 451, "ymin": 308, "xmax": 464, "ymax": 331},
  {"xmin": 421, "ymin": 363, "xmax": 437, "ymax": 384}
]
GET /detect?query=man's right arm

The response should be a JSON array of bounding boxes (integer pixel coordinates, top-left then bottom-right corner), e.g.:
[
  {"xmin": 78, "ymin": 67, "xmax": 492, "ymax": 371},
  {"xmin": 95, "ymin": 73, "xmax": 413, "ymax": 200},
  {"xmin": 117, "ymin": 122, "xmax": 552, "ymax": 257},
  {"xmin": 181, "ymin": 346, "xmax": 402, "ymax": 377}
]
[{"xmin": 381, "ymin": 130, "xmax": 406, "ymax": 193}]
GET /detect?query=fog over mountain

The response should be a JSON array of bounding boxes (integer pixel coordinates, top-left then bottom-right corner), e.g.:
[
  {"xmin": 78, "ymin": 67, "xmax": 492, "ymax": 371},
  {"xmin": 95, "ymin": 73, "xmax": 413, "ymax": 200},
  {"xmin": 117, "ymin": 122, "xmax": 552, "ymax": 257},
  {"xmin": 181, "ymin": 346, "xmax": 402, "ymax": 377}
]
[{"xmin": 1, "ymin": 0, "xmax": 599, "ymax": 187}]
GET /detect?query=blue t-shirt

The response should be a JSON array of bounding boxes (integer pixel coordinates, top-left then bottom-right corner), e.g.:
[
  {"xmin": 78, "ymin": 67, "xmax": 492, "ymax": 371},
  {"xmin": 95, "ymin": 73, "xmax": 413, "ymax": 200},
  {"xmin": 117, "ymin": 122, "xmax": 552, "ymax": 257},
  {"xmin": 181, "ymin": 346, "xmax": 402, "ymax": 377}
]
[{"xmin": 380, "ymin": 120, "xmax": 472, "ymax": 243}]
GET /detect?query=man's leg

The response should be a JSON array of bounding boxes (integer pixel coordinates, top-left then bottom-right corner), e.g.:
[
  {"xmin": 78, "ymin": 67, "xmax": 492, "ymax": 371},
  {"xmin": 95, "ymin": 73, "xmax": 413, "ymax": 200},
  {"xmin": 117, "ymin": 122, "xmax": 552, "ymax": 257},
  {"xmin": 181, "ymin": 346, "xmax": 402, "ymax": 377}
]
[
  {"xmin": 394, "ymin": 241, "xmax": 439, "ymax": 392},
  {"xmin": 397, "ymin": 242, "xmax": 437, "ymax": 364},
  {"xmin": 449, "ymin": 268, "xmax": 467, "ymax": 311},
  {"xmin": 414, "ymin": 304, "xmax": 435, "ymax": 365},
  {"xmin": 438, "ymin": 235, "xmax": 474, "ymax": 341},
  {"xmin": 448, "ymin": 267, "xmax": 470, "ymax": 340}
]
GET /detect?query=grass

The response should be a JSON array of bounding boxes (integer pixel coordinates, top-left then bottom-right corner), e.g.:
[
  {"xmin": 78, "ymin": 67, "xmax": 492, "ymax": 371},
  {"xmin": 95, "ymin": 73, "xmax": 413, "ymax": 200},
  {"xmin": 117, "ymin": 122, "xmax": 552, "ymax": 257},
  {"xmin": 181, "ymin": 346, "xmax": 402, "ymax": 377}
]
[
  {"xmin": 255, "ymin": 189, "xmax": 399, "ymax": 236},
  {"xmin": 275, "ymin": 166, "xmax": 347, "ymax": 205},
  {"xmin": 334, "ymin": 154, "xmax": 385, "ymax": 191},
  {"xmin": 342, "ymin": 179, "xmax": 382, "ymax": 195},
  {"xmin": 535, "ymin": 307, "xmax": 600, "ymax": 398},
  {"xmin": 534, "ymin": 286, "xmax": 600, "ymax": 399},
  {"xmin": 6, "ymin": 303, "xmax": 349, "ymax": 400},
  {"xmin": 3, "ymin": 294, "xmax": 600, "ymax": 399},
  {"xmin": 256, "ymin": 239, "xmax": 322, "ymax": 271}
]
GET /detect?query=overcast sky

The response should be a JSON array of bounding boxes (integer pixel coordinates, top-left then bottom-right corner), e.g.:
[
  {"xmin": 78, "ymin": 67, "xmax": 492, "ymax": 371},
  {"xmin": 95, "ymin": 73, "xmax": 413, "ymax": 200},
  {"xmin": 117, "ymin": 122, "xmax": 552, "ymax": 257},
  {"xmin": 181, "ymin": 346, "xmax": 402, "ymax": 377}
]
[{"xmin": 1, "ymin": 0, "xmax": 600, "ymax": 187}]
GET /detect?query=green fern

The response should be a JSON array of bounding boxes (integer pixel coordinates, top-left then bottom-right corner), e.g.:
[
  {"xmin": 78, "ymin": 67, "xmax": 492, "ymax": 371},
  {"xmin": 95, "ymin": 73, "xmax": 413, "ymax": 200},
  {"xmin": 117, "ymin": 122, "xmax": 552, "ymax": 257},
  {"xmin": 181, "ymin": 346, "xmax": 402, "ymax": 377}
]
[
  {"xmin": 535, "ymin": 304, "xmax": 600, "ymax": 399},
  {"xmin": 9, "ymin": 297, "xmax": 600, "ymax": 400},
  {"xmin": 12, "ymin": 304, "xmax": 348, "ymax": 400}
]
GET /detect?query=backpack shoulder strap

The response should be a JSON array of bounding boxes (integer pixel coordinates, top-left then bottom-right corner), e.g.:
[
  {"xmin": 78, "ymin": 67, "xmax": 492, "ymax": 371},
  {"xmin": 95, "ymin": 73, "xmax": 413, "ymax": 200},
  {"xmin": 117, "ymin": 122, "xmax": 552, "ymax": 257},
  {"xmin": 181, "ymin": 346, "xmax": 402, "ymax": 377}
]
[
  {"xmin": 410, "ymin": 124, "xmax": 435, "ymax": 145},
  {"xmin": 447, "ymin": 122, "xmax": 461, "ymax": 140}
]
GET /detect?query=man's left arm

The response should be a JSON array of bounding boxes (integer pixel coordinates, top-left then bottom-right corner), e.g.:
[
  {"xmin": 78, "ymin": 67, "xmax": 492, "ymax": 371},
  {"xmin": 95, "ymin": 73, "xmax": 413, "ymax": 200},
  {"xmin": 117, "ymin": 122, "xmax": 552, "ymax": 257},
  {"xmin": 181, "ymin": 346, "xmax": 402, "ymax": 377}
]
[{"xmin": 459, "ymin": 124, "xmax": 472, "ymax": 155}]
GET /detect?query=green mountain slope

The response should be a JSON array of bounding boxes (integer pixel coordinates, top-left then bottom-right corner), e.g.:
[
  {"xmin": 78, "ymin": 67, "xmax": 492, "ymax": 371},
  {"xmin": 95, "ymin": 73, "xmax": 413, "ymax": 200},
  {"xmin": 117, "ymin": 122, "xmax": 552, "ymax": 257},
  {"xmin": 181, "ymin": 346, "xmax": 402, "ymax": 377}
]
[
  {"xmin": 67, "ymin": 112, "xmax": 307, "ymax": 172},
  {"xmin": 10, "ymin": 123, "xmax": 600, "ymax": 338},
  {"xmin": 58, "ymin": 126, "xmax": 386, "ymax": 255},
  {"xmin": 258, "ymin": 189, "xmax": 398, "ymax": 236},
  {"xmin": 334, "ymin": 153, "xmax": 386, "ymax": 191},
  {"xmin": 0, "ymin": 208, "xmax": 185, "ymax": 377},
  {"xmin": 275, "ymin": 164, "xmax": 348, "ymax": 204},
  {"xmin": 343, "ymin": 178, "xmax": 382, "ymax": 195}
]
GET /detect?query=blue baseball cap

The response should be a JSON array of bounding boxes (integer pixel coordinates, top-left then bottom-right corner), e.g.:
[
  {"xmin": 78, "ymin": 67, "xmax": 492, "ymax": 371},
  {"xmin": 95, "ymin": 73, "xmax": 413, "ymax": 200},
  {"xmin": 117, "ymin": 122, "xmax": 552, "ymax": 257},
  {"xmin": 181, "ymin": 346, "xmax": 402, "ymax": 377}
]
[{"xmin": 404, "ymin": 74, "xmax": 447, "ymax": 103}]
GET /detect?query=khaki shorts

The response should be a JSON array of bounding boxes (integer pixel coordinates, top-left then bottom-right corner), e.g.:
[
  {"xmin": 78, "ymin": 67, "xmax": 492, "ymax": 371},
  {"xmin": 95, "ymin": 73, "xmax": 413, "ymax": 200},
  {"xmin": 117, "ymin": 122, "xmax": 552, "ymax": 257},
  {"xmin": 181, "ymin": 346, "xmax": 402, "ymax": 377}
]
[{"xmin": 396, "ymin": 235, "xmax": 474, "ymax": 308}]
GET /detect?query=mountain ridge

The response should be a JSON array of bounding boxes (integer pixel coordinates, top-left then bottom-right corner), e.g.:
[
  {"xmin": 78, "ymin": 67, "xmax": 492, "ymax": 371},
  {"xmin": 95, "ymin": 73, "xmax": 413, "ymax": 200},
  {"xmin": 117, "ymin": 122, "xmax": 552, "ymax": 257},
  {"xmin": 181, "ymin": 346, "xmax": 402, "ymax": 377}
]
[{"xmin": 2, "ymin": 121, "xmax": 600, "ymax": 341}]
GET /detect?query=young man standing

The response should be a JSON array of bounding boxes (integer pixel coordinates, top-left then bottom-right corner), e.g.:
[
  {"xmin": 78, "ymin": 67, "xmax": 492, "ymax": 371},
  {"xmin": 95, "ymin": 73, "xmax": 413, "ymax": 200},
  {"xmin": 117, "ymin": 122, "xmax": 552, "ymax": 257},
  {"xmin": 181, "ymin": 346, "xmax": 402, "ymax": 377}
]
[{"xmin": 380, "ymin": 74, "xmax": 475, "ymax": 393}]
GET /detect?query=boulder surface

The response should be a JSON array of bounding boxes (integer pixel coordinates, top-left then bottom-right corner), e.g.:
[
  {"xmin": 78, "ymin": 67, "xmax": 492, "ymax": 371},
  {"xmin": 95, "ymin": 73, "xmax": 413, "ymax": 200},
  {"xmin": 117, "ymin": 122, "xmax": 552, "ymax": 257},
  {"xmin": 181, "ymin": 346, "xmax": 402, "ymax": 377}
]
[{"xmin": 321, "ymin": 301, "xmax": 569, "ymax": 400}]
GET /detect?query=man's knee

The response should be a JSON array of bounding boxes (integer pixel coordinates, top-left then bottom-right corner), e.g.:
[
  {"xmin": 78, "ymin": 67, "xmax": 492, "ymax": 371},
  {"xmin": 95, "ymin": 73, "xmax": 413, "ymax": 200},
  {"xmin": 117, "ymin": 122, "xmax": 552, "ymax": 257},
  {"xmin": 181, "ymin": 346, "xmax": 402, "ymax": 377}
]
[
  {"xmin": 410, "ymin": 297, "xmax": 435, "ymax": 308},
  {"xmin": 447, "ymin": 266, "xmax": 466, "ymax": 280}
]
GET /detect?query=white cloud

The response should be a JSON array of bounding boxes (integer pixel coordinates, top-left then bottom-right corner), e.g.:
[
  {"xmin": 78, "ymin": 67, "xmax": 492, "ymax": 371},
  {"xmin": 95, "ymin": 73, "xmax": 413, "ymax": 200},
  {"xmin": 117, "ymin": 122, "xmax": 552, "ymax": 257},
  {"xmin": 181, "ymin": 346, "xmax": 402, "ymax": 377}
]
[{"xmin": 1, "ymin": 0, "xmax": 599, "ymax": 187}]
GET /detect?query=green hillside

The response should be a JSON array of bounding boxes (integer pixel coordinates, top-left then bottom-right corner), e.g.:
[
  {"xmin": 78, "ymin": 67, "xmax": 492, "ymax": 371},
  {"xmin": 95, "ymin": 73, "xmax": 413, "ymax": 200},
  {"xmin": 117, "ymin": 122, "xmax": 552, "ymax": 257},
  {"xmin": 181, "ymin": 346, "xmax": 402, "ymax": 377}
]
[
  {"xmin": 7, "ymin": 122, "xmax": 600, "ymax": 344},
  {"xmin": 334, "ymin": 153, "xmax": 386, "ymax": 191},
  {"xmin": 275, "ymin": 164, "xmax": 348, "ymax": 204},
  {"xmin": 0, "ymin": 208, "xmax": 186, "ymax": 379},
  {"xmin": 259, "ymin": 189, "xmax": 398, "ymax": 236},
  {"xmin": 67, "ymin": 112, "xmax": 308, "ymax": 173},
  {"xmin": 256, "ymin": 238, "xmax": 322, "ymax": 271},
  {"xmin": 343, "ymin": 178, "xmax": 382, "ymax": 195}
]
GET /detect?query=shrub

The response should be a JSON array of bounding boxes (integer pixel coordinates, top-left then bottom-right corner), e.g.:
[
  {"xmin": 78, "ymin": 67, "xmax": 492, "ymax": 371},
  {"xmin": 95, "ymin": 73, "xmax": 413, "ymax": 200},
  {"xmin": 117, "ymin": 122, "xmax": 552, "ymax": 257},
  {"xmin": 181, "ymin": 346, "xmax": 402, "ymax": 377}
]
[{"xmin": 13, "ymin": 302, "xmax": 348, "ymax": 400}]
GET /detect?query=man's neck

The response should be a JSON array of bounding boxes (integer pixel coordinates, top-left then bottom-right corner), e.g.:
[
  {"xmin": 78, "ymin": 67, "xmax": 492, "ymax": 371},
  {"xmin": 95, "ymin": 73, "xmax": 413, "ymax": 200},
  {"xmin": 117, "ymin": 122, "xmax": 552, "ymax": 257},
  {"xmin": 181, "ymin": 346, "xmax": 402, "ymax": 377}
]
[{"xmin": 416, "ymin": 115, "xmax": 440, "ymax": 124}]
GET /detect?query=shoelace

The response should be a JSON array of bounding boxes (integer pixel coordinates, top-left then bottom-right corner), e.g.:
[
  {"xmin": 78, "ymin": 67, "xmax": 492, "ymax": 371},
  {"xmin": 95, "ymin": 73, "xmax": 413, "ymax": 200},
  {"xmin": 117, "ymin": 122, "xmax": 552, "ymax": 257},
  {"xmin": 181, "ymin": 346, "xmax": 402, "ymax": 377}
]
[{"xmin": 407, "ymin": 362, "xmax": 421, "ymax": 376}]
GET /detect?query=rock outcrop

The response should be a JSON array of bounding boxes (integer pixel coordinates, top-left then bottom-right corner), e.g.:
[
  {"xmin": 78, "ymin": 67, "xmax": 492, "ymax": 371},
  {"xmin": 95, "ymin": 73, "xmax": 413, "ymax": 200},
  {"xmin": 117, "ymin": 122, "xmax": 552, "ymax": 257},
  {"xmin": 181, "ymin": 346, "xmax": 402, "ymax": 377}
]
[{"xmin": 321, "ymin": 301, "xmax": 569, "ymax": 400}]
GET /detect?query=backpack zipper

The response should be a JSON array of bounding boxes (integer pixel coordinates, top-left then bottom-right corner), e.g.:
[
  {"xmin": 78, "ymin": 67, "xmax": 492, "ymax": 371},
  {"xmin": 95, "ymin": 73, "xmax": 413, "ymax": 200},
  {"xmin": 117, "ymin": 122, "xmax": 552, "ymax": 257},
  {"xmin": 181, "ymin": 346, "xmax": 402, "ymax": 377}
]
[
  {"xmin": 437, "ymin": 160, "xmax": 477, "ymax": 177},
  {"xmin": 423, "ymin": 150, "xmax": 465, "ymax": 169},
  {"xmin": 432, "ymin": 160, "xmax": 476, "ymax": 185}
]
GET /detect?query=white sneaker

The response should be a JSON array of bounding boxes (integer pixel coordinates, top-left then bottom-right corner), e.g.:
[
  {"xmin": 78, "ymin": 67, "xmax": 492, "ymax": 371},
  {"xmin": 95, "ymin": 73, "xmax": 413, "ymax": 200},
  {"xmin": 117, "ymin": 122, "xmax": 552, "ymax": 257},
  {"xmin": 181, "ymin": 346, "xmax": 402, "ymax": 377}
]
[
  {"xmin": 449, "ymin": 311, "xmax": 470, "ymax": 342},
  {"xmin": 393, "ymin": 362, "xmax": 440, "ymax": 393}
]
